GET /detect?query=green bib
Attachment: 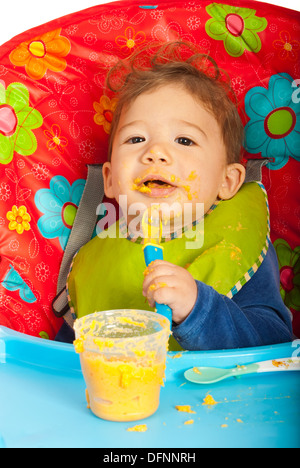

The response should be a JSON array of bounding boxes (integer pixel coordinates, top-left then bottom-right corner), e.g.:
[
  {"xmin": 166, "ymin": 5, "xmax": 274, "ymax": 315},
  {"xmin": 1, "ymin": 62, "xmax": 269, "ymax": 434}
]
[{"xmin": 67, "ymin": 182, "xmax": 270, "ymax": 350}]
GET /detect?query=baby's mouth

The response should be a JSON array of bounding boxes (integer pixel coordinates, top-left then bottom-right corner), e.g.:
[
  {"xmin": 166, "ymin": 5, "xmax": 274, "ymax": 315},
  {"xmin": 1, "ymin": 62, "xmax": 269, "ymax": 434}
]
[{"xmin": 132, "ymin": 175, "xmax": 177, "ymax": 198}]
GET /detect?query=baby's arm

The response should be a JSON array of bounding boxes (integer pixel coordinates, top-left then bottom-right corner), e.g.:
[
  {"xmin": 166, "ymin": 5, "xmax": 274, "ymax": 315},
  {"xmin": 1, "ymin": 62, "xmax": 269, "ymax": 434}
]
[{"xmin": 172, "ymin": 244, "xmax": 293, "ymax": 350}]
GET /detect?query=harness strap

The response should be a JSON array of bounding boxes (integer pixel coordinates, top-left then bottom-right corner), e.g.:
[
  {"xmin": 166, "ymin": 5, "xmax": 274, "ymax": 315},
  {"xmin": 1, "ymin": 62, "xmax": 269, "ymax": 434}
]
[
  {"xmin": 52, "ymin": 164, "xmax": 104, "ymax": 328},
  {"xmin": 244, "ymin": 158, "xmax": 269, "ymax": 184}
]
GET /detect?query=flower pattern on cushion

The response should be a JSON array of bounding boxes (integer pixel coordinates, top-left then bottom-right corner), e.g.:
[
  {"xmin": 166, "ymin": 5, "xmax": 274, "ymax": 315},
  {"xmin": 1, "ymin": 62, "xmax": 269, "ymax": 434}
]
[
  {"xmin": 0, "ymin": 82, "xmax": 43, "ymax": 165},
  {"xmin": 273, "ymin": 30, "xmax": 300, "ymax": 62},
  {"xmin": 9, "ymin": 29, "xmax": 71, "ymax": 80},
  {"xmin": 205, "ymin": 3, "xmax": 267, "ymax": 57},
  {"xmin": 0, "ymin": 182, "xmax": 11, "ymax": 201},
  {"xmin": 6, "ymin": 205, "xmax": 31, "ymax": 234},
  {"xmin": 0, "ymin": 1, "xmax": 298, "ymax": 341},
  {"xmin": 244, "ymin": 73, "xmax": 300, "ymax": 170},
  {"xmin": 115, "ymin": 26, "xmax": 146, "ymax": 54},
  {"xmin": 274, "ymin": 239, "xmax": 300, "ymax": 311},
  {"xmin": 44, "ymin": 124, "xmax": 69, "ymax": 154},
  {"xmin": 2, "ymin": 265, "xmax": 37, "ymax": 304},
  {"xmin": 34, "ymin": 175, "xmax": 86, "ymax": 250},
  {"xmin": 93, "ymin": 95, "xmax": 118, "ymax": 134}
]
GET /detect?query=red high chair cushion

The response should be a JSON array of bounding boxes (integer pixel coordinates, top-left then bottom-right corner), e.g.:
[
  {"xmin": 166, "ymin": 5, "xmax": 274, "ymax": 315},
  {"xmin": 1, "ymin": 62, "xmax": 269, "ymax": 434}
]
[{"xmin": 0, "ymin": 0, "xmax": 299, "ymax": 339}]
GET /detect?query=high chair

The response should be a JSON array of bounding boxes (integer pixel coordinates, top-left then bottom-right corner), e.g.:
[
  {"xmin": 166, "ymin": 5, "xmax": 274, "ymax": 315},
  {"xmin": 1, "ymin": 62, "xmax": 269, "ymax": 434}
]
[
  {"xmin": 0, "ymin": 0, "xmax": 299, "ymax": 340},
  {"xmin": 0, "ymin": 0, "xmax": 299, "ymax": 449}
]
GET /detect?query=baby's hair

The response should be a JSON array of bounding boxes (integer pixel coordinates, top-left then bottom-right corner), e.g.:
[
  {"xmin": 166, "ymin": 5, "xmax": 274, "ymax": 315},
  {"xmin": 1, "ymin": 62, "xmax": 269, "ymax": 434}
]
[{"xmin": 106, "ymin": 41, "xmax": 244, "ymax": 164}]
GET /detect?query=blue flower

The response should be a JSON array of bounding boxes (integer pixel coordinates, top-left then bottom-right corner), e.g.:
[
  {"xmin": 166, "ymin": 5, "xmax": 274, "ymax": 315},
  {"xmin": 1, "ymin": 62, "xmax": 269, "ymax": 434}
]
[
  {"xmin": 35, "ymin": 175, "xmax": 85, "ymax": 250},
  {"xmin": 3, "ymin": 265, "xmax": 37, "ymax": 303},
  {"xmin": 244, "ymin": 73, "xmax": 300, "ymax": 170}
]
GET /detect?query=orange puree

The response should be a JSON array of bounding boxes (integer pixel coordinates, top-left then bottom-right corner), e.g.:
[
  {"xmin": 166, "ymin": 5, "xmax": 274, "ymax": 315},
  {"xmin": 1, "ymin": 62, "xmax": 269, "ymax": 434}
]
[
  {"xmin": 127, "ymin": 424, "xmax": 148, "ymax": 432},
  {"xmin": 202, "ymin": 394, "xmax": 218, "ymax": 406},
  {"xmin": 79, "ymin": 351, "xmax": 166, "ymax": 421},
  {"xmin": 175, "ymin": 405, "xmax": 196, "ymax": 414},
  {"xmin": 74, "ymin": 310, "xmax": 170, "ymax": 422}
]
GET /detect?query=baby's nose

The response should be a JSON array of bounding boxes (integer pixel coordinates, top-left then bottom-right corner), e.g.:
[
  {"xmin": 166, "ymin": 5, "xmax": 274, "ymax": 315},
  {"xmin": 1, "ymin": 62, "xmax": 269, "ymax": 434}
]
[{"xmin": 142, "ymin": 149, "xmax": 171, "ymax": 165}]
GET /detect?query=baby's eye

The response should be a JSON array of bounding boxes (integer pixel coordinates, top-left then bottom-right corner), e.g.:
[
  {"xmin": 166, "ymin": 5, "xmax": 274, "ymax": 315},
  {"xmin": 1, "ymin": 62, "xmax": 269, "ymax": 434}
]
[
  {"xmin": 126, "ymin": 136, "xmax": 146, "ymax": 144},
  {"xmin": 175, "ymin": 137, "xmax": 195, "ymax": 146}
]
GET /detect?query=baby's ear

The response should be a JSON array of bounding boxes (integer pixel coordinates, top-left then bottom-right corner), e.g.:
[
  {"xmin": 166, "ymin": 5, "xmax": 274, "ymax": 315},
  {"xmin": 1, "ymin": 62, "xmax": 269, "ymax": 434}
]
[
  {"xmin": 218, "ymin": 163, "xmax": 246, "ymax": 200},
  {"xmin": 102, "ymin": 162, "xmax": 114, "ymax": 199}
]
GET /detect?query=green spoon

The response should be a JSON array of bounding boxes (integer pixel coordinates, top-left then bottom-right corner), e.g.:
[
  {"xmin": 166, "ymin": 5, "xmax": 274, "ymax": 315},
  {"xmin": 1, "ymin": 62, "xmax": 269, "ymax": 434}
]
[{"xmin": 184, "ymin": 357, "xmax": 300, "ymax": 384}]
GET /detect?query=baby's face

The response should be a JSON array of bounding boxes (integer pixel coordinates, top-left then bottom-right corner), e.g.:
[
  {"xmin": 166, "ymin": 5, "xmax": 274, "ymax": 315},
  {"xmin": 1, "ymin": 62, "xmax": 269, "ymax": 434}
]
[{"xmin": 103, "ymin": 84, "xmax": 230, "ymax": 226}]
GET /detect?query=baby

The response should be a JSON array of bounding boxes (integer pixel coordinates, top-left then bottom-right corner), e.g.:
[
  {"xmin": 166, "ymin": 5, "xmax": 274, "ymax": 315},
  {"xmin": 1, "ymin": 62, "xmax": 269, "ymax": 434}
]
[{"xmin": 58, "ymin": 42, "xmax": 292, "ymax": 350}]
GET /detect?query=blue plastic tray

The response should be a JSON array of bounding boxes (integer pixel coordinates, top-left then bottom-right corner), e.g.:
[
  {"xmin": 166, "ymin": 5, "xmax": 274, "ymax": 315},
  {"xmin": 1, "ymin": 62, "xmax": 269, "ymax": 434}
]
[{"xmin": 0, "ymin": 326, "xmax": 299, "ymax": 448}]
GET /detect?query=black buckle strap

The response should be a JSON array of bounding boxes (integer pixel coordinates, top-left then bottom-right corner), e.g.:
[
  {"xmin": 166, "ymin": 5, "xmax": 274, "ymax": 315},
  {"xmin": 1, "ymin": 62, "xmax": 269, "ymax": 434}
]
[{"xmin": 52, "ymin": 287, "xmax": 70, "ymax": 318}]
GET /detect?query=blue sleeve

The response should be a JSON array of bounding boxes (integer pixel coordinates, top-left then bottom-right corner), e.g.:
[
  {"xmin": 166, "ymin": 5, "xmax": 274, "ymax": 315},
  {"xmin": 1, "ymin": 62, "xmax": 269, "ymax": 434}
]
[{"xmin": 172, "ymin": 243, "xmax": 293, "ymax": 350}]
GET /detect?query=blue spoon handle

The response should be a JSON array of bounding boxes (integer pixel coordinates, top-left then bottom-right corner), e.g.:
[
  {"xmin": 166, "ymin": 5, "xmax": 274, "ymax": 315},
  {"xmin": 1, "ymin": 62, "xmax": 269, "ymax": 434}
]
[{"xmin": 143, "ymin": 244, "xmax": 172, "ymax": 327}]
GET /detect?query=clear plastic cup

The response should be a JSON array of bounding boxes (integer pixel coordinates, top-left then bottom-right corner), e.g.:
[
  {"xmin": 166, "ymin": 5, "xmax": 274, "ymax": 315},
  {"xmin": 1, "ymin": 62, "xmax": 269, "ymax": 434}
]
[{"xmin": 74, "ymin": 309, "xmax": 170, "ymax": 422}]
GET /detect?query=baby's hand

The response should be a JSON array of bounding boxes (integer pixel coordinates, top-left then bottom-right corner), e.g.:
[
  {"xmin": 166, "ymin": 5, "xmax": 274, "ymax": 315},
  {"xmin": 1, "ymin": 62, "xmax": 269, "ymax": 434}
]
[{"xmin": 143, "ymin": 260, "xmax": 198, "ymax": 324}]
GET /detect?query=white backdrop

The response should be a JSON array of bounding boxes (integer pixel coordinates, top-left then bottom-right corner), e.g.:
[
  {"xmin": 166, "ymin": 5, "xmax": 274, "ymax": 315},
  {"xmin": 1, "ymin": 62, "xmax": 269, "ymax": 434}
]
[{"xmin": 1, "ymin": 0, "xmax": 299, "ymax": 46}]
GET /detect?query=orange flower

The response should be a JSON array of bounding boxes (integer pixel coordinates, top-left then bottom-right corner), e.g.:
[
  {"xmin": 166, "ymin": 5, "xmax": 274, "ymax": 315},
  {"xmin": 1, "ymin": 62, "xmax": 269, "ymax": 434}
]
[
  {"xmin": 273, "ymin": 31, "xmax": 300, "ymax": 61},
  {"xmin": 115, "ymin": 26, "xmax": 146, "ymax": 54},
  {"xmin": 44, "ymin": 124, "xmax": 68, "ymax": 154},
  {"xmin": 93, "ymin": 95, "xmax": 118, "ymax": 134},
  {"xmin": 7, "ymin": 205, "xmax": 31, "ymax": 235},
  {"xmin": 9, "ymin": 28, "xmax": 71, "ymax": 80}
]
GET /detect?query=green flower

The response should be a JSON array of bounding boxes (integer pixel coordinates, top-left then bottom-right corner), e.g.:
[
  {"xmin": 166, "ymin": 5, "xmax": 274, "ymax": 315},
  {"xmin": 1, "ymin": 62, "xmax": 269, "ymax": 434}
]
[
  {"xmin": 274, "ymin": 239, "xmax": 300, "ymax": 311},
  {"xmin": 205, "ymin": 3, "xmax": 268, "ymax": 57},
  {"xmin": 0, "ymin": 82, "xmax": 43, "ymax": 165}
]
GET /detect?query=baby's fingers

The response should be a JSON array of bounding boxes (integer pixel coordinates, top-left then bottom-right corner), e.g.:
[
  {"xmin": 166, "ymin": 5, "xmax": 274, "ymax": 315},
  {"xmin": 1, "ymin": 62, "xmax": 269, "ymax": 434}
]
[
  {"xmin": 143, "ymin": 261, "xmax": 175, "ymax": 292},
  {"xmin": 144, "ymin": 275, "xmax": 176, "ymax": 308}
]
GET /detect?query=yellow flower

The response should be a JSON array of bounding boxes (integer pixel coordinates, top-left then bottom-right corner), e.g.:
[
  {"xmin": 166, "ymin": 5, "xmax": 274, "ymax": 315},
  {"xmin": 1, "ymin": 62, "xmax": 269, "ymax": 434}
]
[
  {"xmin": 7, "ymin": 205, "xmax": 31, "ymax": 234},
  {"xmin": 93, "ymin": 95, "xmax": 118, "ymax": 134}
]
